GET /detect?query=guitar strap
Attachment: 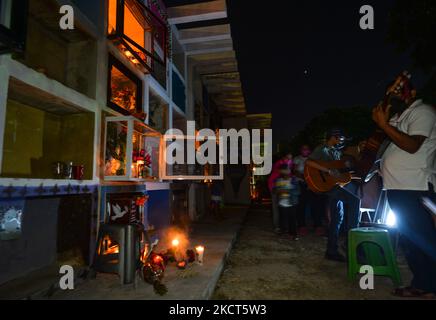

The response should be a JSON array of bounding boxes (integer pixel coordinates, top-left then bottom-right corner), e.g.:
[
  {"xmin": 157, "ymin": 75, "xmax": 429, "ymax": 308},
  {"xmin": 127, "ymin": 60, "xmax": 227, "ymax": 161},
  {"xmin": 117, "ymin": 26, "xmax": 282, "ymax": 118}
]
[
  {"xmin": 364, "ymin": 138, "xmax": 392, "ymax": 183},
  {"xmin": 375, "ymin": 139, "xmax": 392, "ymax": 161}
]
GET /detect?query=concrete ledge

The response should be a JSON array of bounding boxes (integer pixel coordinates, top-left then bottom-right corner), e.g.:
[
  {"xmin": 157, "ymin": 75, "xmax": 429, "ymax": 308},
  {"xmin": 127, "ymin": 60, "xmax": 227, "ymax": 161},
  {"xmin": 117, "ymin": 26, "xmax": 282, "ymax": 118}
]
[
  {"xmin": 0, "ymin": 264, "xmax": 89, "ymax": 300},
  {"xmin": 37, "ymin": 206, "xmax": 249, "ymax": 300}
]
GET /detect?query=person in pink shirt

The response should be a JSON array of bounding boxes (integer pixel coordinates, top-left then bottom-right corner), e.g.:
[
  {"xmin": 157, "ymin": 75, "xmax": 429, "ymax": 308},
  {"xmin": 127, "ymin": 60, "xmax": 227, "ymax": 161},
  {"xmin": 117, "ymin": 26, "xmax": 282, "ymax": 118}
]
[{"xmin": 268, "ymin": 153, "xmax": 293, "ymax": 233}]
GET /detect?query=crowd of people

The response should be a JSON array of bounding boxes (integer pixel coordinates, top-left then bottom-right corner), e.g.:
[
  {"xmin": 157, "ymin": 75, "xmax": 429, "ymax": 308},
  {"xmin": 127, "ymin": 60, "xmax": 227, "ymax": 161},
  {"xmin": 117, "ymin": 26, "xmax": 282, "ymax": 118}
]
[
  {"xmin": 267, "ymin": 146, "xmax": 328, "ymax": 241},
  {"xmin": 267, "ymin": 74, "xmax": 436, "ymax": 298},
  {"xmin": 268, "ymin": 134, "xmax": 346, "ymax": 246}
]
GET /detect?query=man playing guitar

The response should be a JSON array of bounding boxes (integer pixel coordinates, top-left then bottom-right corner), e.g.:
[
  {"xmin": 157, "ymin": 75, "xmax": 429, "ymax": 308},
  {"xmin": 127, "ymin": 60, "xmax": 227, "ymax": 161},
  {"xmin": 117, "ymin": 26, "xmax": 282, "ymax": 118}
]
[
  {"xmin": 306, "ymin": 128, "xmax": 361, "ymax": 262},
  {"xmin": 372, "ymin": 74, "xmax": 436, "ymax": 299}
]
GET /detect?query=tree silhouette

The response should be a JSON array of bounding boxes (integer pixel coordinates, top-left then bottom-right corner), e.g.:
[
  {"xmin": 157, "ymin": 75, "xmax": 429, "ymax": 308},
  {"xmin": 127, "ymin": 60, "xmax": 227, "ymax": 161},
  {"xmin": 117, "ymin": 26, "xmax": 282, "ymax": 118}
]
[
  {"xmin": 286, "ymin": 106, "xmax": 375, "ymax": 153},
  {"xmin": 387, "ymin": 0, "xmax": 436, "ymax": 103}
]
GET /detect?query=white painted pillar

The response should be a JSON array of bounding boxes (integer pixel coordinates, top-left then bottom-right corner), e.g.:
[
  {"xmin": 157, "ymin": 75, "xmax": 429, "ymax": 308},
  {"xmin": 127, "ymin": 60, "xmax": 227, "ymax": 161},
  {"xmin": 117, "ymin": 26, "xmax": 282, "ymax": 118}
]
[
  {"xmin": 0, "ymin": 0, "xmax": 12, "ymax": 27},
  {"xmin": 0, "ymin": 65, "xmax": 10, "ymax": 173},
  {"xmin": 143, "ymin": 75, "xmax": 150, "ymax": 125}
]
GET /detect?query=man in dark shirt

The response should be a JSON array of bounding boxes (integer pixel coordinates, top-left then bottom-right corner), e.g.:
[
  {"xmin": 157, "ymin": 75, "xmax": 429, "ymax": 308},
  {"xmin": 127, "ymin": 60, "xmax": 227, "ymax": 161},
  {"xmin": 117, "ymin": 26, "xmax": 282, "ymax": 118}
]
[{"xmin": 306, "ymin": 128, "xmax": 361, "ymax": 262}]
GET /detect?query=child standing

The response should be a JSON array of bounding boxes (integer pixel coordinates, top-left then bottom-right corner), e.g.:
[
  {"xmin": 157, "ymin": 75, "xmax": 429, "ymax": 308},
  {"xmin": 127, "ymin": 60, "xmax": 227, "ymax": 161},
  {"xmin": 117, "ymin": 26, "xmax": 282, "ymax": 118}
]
[{"xmin": 274, "ymin": 164, "xmax": 300, "ymax": 240}]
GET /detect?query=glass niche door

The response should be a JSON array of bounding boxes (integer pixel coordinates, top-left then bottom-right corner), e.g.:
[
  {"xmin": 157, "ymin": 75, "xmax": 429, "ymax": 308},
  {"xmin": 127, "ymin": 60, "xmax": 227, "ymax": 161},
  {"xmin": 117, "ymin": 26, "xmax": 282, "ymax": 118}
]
[{"xmin": 104, "ymin": 116, "xmax": 161, "ymax": 181}]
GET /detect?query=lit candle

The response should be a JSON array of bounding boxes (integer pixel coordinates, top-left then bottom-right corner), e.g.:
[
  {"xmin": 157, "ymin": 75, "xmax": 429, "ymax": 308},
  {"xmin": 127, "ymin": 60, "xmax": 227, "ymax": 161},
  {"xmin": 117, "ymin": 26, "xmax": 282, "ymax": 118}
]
[
  {"xmin": 172, "ymin": 238, "xmax": 180, "ymax": 258},
  {"xmin": 195, "ymin": 246, "xmax": 205, "ymax": 265},
  {"xmin": 172, "ymin": 239, "xmax": 180, "ymax": 247}
]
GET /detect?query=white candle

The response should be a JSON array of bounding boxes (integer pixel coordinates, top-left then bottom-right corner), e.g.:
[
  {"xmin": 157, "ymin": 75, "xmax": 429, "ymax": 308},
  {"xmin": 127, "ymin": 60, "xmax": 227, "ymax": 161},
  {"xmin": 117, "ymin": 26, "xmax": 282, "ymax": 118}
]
[
  {"xmin": 195, "ymin": 246, "xmax": 205, "ymax": 265},
  {"xmin": 172, "ymin": 239, "xmax": 180, "ymax": 259},
  {"xmin": 172, "ymin": 239, "xmax": 180, "ymax": 247}
]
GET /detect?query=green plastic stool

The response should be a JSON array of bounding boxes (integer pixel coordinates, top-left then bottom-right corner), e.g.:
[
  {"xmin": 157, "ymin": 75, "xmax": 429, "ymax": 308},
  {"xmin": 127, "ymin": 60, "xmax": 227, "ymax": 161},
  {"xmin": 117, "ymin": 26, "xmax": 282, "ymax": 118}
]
[{"xmin": 348, "ymin": 227, "xmax": 402, "ymax": 286}]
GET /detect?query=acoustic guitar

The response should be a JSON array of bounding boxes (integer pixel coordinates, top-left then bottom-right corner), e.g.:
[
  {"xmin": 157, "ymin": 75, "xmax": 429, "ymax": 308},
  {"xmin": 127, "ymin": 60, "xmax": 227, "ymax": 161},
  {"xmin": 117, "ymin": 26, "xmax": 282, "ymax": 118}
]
[
  {"xmin": 305, "ymin": 72, "xmax": 414, "ymax": 193},
  {"xmin": 356, "ymin": 71, "xmax": 413, "ymax": 182},
  {"xmin": 304, "ymin": 159, "xmax": 353, "ymax": 193}
]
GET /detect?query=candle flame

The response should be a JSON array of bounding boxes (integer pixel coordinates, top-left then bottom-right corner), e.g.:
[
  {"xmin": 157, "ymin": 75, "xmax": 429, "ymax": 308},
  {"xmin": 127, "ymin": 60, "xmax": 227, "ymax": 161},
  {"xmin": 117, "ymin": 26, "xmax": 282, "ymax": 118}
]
[
  {"xmin": 164, "ymin": 227, "xmax": 189, "ymax": 261},
  {"xmin": 195, "ymin": 246, "xmax": 204, "ymax": 253}
]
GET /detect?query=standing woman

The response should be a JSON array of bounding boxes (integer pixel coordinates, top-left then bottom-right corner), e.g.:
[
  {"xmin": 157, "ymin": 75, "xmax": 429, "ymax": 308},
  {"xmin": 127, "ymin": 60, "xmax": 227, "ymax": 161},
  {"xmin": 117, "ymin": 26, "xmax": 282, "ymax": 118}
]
[{"xmin": 268, "ymin": 152, "xmax": 293, "ymax": 233}]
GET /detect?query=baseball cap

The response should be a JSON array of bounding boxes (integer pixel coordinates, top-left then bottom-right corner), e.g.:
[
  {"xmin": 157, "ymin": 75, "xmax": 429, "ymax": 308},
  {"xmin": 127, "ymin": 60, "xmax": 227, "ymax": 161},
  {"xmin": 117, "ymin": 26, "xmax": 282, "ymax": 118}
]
[{"xmin": 326, "ymin": 128, "xmax": 346, "ymax": 140}]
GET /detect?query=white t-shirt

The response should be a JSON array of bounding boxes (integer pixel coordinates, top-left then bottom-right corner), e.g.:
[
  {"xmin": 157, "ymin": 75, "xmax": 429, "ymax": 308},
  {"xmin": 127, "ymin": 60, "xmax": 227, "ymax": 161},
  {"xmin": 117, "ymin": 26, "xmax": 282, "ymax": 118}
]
[{"xmin": 381, "ymin": 100, "xmax": 436, "ymax": 191}]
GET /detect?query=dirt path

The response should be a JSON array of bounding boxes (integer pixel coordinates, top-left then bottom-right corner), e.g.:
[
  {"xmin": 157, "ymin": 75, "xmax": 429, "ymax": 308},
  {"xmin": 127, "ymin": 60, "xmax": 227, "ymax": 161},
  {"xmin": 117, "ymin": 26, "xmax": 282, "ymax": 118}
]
[{"xmin": 213, "ymin": 205, "xmax": 412, "ymax": 300}]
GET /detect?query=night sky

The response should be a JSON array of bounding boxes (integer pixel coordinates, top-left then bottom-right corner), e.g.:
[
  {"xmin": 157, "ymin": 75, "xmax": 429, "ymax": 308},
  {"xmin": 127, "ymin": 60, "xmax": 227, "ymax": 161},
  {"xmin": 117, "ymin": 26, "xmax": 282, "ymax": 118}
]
[{"xmin": 227, "ymin": 1, "xmax": 426, "ymax": 145}]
